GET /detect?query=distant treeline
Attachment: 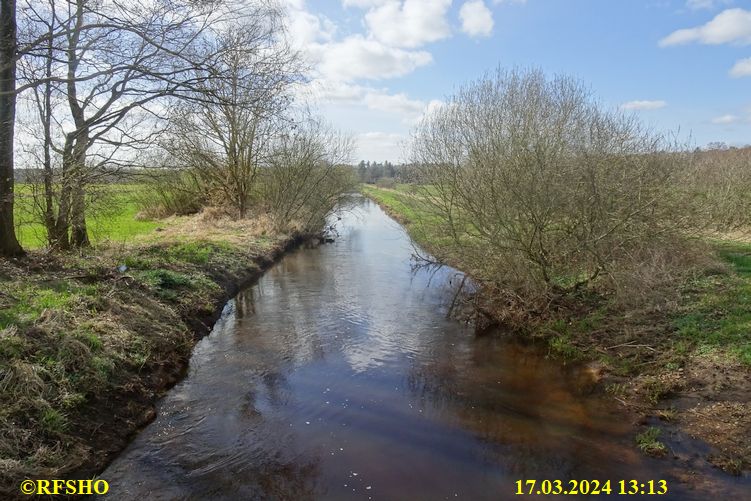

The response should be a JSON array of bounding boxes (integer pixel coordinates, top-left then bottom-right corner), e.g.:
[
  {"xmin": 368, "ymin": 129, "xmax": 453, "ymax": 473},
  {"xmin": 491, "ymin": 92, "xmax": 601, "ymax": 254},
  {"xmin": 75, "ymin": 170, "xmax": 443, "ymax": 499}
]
[{"xmin": 356, "ymin": 161, "xmax": 420, "ymax": 184}]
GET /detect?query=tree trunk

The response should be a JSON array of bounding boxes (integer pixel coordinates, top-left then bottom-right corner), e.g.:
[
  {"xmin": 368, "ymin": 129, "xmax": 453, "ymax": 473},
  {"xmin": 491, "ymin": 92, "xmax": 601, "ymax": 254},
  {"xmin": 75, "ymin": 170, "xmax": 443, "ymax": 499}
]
[
  {"xmin": 0, "ymin": 0, "xmax": 24, "ymax": 257},
  {"xmin": 69, "ymin": 134, "xmax": 89, "ymax": 248},
  {"xmin": 52, "ymin": 180, "xmax": 71, "ymax": 249},
  {"xmin": 42, "ymin": 25, "xmax": 56, "ymax": 246},
  {"xmin": 64, "ymin": 1, "xmax": 89, "ymax": 249},
  {"xmin": 52, "ymin": 136, "xmax": 75, "ymax": 250},
  {"xmin": 70, "ymin": 181, "xmax": 89, "ymax": 247}
]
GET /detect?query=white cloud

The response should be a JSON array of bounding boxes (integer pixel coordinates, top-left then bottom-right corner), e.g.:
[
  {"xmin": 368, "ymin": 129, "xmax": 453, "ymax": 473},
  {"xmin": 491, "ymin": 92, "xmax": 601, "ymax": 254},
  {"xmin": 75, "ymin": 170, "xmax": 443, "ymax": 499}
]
[
  {"xmin": 730, "ymin": 57, "xmax": 751, "ymax": 76},
  {"xmin": 659, "ymin": 8, "xmax": 751, "ymax": 47},
  {"xmin": 364, "ymin": 0, "xmax": 453, "ymax": 48},
  {"xmin": 619, "ymin": 100, "xmax": 668, "ymax": 111},
  {"xmin": 364, "ymin": 91, "xmax": 426, "ymax": 115},
  {"xmin": 283, "ymin": 0, "xmax": 337, "ymax": 49},
  {"xmin": 686, "ymin": 0, "xmax": 731, "ymax": 11},
  {"xmin": 342, "ymin": 0, "xmax": 389, "ymax": 7},
  {"xmin": 460, "ymin": 1, "xmax": 495, "ymax": 38},
  {"xmin": 711, "ymin": 114, "xmax": 740, "ymax": 124},
  {"xmin": 283, "ymin": 0, "xmax": 443, "ymax": 162},
  {"xmin": 306, "ymin": 79, "xmax": 441, "ymax": 124},
  {"xmin": 355, "ymin": 132, "xmax": 407, "ymax": 162},
  {"xmin": 309, "ymin": 36, "xmax": 433, "ymax": 82}
]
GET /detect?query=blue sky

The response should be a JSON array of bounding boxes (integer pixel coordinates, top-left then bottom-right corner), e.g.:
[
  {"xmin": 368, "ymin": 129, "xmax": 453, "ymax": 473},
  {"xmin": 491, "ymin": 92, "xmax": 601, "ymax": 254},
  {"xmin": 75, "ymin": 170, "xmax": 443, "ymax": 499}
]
[{"xmin": 286, "ymin": 0, "xmax": 751, "ymax": 162}]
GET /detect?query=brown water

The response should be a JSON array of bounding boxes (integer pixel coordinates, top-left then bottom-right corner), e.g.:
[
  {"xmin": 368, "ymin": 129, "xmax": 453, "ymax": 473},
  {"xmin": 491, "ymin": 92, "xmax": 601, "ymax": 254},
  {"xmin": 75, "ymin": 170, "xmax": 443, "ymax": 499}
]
[{"xmin": 101, "ymin": 197, "xmax": 747, "ymax": 500}]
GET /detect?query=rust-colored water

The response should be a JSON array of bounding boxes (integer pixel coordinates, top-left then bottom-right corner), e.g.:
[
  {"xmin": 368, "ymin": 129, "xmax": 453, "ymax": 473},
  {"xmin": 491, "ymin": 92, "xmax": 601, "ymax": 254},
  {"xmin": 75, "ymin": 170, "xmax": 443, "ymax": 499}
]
[{"xmin": 100, "ymin": 197, "xmax": 748, "ymax": 500}]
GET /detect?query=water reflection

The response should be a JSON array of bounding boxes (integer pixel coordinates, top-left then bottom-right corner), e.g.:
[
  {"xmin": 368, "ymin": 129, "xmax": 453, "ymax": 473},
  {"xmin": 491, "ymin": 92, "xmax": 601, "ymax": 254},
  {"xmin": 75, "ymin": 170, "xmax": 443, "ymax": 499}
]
[{"xmin": 100, "ymin": 197, "xmax": 746, "ymax": 500}]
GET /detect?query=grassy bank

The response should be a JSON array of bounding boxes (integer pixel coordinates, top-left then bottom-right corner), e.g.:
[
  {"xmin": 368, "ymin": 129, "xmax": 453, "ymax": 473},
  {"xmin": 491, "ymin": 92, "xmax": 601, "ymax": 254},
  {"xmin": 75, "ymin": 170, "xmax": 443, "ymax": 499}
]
[
  {"xmin": 0, "ymin": 212, "xmax": 305, "ymax": 499},
  {"xmin": 363, "ymin": 184, "xmax": 751, "ymax": 475}
]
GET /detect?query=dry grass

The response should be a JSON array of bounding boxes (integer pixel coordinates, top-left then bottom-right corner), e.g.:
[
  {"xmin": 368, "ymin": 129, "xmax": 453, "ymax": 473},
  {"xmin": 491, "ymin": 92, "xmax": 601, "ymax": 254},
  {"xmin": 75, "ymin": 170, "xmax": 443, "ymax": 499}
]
[
  {"xmin": 0, "ymin": 210, "xmax": 300, "ymax": 498},
  {"xmin": 133, "ymin": 210, "xmax": 287, "ymax": 249}
]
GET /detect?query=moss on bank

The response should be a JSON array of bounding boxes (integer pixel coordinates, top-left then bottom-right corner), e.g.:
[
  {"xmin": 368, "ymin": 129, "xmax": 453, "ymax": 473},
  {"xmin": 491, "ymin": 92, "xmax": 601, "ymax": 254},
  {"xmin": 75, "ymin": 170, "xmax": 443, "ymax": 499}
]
[
  {"xmin": 0, "ymin": 214, "xmax": 305, "ymax": 498},
  {"xmin": 363, "ymin": 184, "xmax": 751, "ymax": 475}
]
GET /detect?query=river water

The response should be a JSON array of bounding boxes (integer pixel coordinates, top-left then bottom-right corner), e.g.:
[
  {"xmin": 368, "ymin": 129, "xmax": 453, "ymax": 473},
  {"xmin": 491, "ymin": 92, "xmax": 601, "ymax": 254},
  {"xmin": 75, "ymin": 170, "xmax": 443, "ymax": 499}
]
[{"xmin": 101, "ymin": 197, "xmax": 746, "ymax": 500}]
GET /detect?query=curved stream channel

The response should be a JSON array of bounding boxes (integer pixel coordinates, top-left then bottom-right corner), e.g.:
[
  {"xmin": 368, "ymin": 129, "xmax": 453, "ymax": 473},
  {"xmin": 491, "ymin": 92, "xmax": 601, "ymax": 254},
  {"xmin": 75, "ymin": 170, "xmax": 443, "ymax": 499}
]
[{"xmin": 102, "ymin": 197, "xmax": 746, "ymax": 500}]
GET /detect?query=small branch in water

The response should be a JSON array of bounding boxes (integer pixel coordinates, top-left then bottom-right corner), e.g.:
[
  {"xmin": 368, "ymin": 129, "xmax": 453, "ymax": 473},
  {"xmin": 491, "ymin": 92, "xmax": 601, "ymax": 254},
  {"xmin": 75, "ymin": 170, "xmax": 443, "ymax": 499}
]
[{"xmin": 446, "ymin": 274, "xmax": 467, "ymax": 319}]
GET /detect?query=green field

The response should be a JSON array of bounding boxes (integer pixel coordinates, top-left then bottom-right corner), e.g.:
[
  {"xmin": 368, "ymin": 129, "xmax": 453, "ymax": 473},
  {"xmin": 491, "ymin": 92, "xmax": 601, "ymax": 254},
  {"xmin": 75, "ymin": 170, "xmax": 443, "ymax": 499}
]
[
  {"xmin": 674, "ymin": 240, "xmax": 751, "ymax": 365},
  {"xmin": 14, "ymin": 184, "xmax": 159, "ymax": 249}
]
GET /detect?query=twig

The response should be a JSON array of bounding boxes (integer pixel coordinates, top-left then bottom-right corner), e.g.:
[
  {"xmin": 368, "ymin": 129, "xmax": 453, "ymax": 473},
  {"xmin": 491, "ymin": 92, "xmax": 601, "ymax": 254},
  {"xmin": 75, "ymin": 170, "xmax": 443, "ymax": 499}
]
[{"xmin": 606, "ymin": 341, "xmax": 656, "ymax": 352}]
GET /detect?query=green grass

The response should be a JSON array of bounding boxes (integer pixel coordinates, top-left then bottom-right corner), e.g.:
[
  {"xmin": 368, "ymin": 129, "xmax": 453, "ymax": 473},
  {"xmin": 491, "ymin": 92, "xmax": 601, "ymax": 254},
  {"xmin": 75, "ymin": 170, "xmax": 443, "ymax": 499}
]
[
  {"xmin": 636, "ymin": 427, "xmax": 667, "ymax": 456},
  {"xmin": 717, "ymin": 242, "xmax": 751, "ymax": 276},
  {"xmin": 40, "ymin": 408, "xmax": 68, "ymax": 434},
  {"xmin": 674, "ymin": 241, "xmax": 751, "ymax": 365},
  {"xmin": 0, "ymin": 282, "xmax": 99, "ymax": 329},
  {"xmin": 14, "ymin": 183, "xmax": 159, "ymax": 249},
  {"xmin": 361, "ymin": 184, "xmax": 424, "ymax": 223},
  {"xmin": 361, "ymin": 184, "xmax": 461, "ymax": 251}
]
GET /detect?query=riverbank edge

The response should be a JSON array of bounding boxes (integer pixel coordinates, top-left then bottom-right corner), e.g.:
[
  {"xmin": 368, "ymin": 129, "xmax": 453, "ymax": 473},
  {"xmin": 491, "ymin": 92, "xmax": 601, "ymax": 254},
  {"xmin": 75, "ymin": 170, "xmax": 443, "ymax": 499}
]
[
  {"xmin": 361, "ymin": 185, "xmax": 751, "ymax": 479},
  {"xmin": 0, "ymin": 225, "xmax": 311, "ymax": 499},
  {"xmin": 78, "ymin": 232, "xmax": 310, "ymax": 477}
]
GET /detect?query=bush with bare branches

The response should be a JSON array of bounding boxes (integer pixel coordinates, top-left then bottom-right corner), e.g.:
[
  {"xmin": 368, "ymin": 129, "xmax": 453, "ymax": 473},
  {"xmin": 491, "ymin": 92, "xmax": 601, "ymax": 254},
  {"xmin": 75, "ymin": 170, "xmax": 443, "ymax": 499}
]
[
  {"xmin": 411, "ymin": 68, "xmax": 705, "ymax": 311},
  {"xmin": 259, "ymin": 118, "xmax": 357, "ymax": 233}
]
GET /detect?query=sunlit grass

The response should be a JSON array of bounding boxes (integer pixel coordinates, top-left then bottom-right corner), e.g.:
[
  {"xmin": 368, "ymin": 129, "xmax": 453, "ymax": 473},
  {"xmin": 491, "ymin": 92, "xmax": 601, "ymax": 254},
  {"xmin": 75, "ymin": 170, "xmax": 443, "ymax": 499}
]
[
  {"xmin": 674, "ymin": 241, "xmax": 751, "ymax": 365},
  {"xmin": 14, "ymin": 183, "xmax": 159, "ymax": 249}
]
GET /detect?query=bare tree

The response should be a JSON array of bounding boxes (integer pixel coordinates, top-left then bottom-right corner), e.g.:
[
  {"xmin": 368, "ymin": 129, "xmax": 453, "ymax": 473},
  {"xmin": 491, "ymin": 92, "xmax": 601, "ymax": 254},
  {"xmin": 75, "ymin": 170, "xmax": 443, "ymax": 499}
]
[
  {"xmin": 260, "ymin": 116, "xmax": 356, "ymax": 233},
  {"xmin": 163, "ymin": 8, "xmax": 302, "ymax": 218},
  {"xmin": 685, "ymin": 147, "xmax": 751, "ymax": 232},
  {"xmin": 16, "ymin": 0, "xmax": 243, "ymax": 248}
]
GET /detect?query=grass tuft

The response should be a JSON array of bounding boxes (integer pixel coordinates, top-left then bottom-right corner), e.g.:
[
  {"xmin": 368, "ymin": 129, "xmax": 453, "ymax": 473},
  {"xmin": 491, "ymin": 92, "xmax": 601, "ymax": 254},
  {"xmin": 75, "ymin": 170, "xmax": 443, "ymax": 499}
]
[{"xmin": 636, "ymin": 427, "xmax": 667, "ymax": 456}]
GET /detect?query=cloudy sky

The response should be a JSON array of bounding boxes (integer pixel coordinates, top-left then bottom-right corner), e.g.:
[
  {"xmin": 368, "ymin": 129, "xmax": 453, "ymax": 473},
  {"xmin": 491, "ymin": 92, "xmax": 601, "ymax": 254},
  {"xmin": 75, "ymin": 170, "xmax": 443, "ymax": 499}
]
[{"xmin": 285, "ymin": 0, "xmax": 751, "ymax": 162}]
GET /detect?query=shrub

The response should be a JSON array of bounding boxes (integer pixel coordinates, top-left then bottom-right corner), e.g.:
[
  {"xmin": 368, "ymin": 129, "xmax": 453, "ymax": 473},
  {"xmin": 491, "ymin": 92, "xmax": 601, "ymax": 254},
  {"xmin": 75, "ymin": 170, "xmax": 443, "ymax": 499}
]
[
  {"xmin": 258, "ymin": 119, "xmax": 357, "ymax": 233},
  {"xmin": 136, "ymin": 170, "xmax": 207, "ymax": 219},
  {"xmin": 411, "ymin": 68, "xmax": 706, "ymax": 310},
  {"xmin": 375, "ymin": 177, "xmax": 396, "ymax": 189}
]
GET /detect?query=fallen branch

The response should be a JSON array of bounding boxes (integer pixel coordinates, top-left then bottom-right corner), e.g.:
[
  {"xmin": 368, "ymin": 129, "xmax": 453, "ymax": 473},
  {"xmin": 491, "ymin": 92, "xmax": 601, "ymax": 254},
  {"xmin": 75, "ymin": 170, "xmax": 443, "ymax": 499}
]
[{"xmin": 606, "ymin": 341, "xmax": 656, "ymax": 352}]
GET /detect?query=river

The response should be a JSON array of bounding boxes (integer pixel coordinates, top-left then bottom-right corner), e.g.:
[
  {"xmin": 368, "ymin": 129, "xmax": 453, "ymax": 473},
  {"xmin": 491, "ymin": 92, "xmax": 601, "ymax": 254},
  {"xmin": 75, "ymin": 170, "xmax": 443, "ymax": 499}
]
[{"xmin": 100, "ymin": 196, "xmax": 745, "ymax": 500}]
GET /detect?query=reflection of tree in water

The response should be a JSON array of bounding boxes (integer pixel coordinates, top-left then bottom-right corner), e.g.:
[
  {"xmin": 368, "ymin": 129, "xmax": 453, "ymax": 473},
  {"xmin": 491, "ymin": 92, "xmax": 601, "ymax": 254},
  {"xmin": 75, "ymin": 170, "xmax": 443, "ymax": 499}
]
[
  {"xmin": 253, "ymin": 460, "xmax": 321, "ymax": 501},
  {"xmin": 241, "ymin": 371, "xmax": 293, "ymax": 418},
  {"xmin": 174, "ymin": 440, "xmax": 322, "ymax": 501},
  {"xmin": 409, "ymin": 257, "xmax": 478, "ymax": 322},
  {"xmin": 231, "ymin": 273, "xmax": 328, "ymax": 367},
  {"xmin": 235, "ymin": 288, "xmax": 257, "ymax": 319},
  {"xmin": 173, "ymin": 286, "xmax": 326, "ymax": 500},
  {"xmin": 404, "ymin": 336, "xmax": 636, "ymax": 478}
]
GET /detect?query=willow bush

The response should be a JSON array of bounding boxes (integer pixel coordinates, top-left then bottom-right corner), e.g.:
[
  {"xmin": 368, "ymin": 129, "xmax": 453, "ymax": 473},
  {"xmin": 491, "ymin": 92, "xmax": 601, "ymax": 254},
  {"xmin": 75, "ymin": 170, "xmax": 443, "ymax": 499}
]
[
  {"xmin": 411, "ymin": 68, "xmax": 711, "ymax": 312},
  {"xmin": 258, "ymin": 120, "xmax": 357, "ymax": 234}
]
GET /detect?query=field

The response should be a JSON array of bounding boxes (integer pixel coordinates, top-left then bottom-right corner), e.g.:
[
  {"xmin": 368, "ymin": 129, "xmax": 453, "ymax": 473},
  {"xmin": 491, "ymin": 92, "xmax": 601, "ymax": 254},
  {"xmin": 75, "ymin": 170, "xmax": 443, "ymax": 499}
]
[{"xmin": 13, "ymin": 184, "xmax": 159, "ymax": 249}]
